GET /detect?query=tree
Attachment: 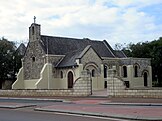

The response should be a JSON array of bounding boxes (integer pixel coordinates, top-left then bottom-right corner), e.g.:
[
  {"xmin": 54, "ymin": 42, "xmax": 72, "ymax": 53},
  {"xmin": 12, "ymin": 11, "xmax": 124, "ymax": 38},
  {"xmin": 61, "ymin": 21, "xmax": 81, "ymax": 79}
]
[{"xmin": 0, "ymin": 37, "xmax": 22, "ymax": 88}]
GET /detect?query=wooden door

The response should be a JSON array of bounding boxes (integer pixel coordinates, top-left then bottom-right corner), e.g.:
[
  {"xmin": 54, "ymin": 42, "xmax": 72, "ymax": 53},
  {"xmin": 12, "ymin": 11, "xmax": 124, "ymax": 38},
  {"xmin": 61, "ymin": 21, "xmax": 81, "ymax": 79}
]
[
  {"xmin": 144, "ymin": 72, "xmax": 148, "ymax": 87},
  {"xmin": 68, "ymin": 71, "xmax": 73, "ymax": 88}
]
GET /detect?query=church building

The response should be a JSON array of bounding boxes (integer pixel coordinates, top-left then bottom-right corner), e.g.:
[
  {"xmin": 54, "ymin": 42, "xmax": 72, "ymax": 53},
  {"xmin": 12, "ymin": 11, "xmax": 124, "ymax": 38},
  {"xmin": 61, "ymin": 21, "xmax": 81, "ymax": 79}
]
[{"xmin": 12, "ymin": 22, "xmax": 152, "ymax": 91}]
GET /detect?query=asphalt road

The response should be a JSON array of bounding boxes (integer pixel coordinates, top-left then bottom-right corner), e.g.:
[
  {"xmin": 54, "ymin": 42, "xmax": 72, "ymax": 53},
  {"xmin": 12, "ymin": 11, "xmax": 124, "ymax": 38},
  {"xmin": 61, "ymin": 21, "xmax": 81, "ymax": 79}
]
[
  {"xmin": 0, "ymin": 108, "xmax": 128, "ymax": 121},
  {"xmin": 1, "ymin": 97, "xmax": 162, "ymax": 121},
  {"xmin": 0, "ymin": 98, "xmax": 133, "ymax": 121}
]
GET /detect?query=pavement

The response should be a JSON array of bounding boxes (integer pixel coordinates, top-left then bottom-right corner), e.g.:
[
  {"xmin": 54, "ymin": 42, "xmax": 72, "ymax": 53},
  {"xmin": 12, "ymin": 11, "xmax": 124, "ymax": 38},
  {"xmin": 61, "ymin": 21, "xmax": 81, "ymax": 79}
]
[
  {"xmin": 0, "ymin": 102, "xmax": 36, "ymax": 109},
  {"xmin": 0, "ymin": 96, "xmax": 162, "ymax": 120}
]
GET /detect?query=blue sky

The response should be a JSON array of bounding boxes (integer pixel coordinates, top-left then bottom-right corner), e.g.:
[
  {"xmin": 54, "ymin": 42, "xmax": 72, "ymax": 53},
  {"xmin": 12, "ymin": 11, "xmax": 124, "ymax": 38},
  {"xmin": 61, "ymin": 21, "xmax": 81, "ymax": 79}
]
[{"xmin": 0, "ymin": 0, "xmax": 162, "ymax": 47}]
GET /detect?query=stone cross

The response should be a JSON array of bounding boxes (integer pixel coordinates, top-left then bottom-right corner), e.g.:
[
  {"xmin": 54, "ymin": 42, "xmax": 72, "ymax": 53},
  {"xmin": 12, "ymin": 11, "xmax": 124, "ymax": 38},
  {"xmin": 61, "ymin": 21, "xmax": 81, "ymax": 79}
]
[{"xmin": 34, "ymin": 16, "xmax": 36, "ymax": 23}]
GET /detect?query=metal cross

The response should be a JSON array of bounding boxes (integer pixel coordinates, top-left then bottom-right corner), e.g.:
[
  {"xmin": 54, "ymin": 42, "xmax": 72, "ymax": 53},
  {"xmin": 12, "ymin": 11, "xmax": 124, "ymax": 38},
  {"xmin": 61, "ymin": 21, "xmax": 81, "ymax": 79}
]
[{"xmin": 34, "ymin": 16, "xmax": 36, "ymax": 23}]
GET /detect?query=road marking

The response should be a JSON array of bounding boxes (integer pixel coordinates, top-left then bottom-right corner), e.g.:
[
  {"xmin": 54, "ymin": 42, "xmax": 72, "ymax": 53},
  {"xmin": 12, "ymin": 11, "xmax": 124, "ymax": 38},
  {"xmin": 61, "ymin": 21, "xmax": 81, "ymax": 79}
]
[{"xmin": 54, "ymin": 112, "xmax": 130, "ymax": 121}]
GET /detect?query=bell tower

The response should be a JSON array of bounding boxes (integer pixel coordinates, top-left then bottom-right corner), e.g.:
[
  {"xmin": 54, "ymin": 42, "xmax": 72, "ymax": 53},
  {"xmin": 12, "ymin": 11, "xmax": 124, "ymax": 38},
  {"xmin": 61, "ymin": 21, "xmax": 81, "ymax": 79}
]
[{"xmin": 29, "ymin": 16, "xmax": 41, "ymax": 42}]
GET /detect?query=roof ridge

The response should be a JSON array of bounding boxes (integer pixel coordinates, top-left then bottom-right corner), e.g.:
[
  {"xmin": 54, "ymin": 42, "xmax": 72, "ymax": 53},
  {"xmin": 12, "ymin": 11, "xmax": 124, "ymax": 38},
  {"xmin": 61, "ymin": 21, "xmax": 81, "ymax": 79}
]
[
  {"xmin": 103, "ymin": 40, "xmax": 116, "ymax": 57},
  {"xmin": 41, "ymin": 35, "xmax": 102, "ymax": 42}
]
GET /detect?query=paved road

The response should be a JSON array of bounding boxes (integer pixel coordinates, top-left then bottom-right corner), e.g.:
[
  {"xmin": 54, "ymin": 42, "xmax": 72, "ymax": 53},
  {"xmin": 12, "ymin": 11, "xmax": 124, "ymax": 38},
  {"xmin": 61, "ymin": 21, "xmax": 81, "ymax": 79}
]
[
  {"xmin": 0, "ymin": 109, "xmax": 128, "ymax": 121},
  {"xmin": 1, "ymin": 97, "xmax": 162, "ymax": 120},
  {"xmin": 0, "ymin": 98, "xmax": 130, "ymax": 121}
]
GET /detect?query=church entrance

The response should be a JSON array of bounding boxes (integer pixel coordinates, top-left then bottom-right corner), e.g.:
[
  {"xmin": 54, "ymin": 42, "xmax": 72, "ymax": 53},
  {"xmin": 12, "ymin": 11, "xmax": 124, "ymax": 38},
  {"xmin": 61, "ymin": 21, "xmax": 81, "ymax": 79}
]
[
  {"xmin": 144, "ymin": 72, "xmax": 148, "ymax": 87},
  {"xmin": 67, "ymin": 71, "xmax": 73, "ymax": 88}
]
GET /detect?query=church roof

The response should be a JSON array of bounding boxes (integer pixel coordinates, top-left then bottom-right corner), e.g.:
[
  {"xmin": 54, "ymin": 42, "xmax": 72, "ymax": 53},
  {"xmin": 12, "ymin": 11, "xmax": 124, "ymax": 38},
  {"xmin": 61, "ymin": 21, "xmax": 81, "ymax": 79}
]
[
  {"xmin": 40, "ymin": 35, "xmax": 116, "ymax": 58},
  {"xmin": 39, "ymin": 35, "xmax": 126, "ymax": 67},
  {"xmin": 114, "ymin": 50, "xmax": 127, "ymax": 58},
  {"xmin": 56, "ymin": 49, "xmax": 82, "ymax": 68},
  {"xmin": 16, "ymin": 43, "xmax": 26, "ymax": 56},
  {"xmin": 57, "ymin": 45, "xmax": 103, "ymax": 68}
]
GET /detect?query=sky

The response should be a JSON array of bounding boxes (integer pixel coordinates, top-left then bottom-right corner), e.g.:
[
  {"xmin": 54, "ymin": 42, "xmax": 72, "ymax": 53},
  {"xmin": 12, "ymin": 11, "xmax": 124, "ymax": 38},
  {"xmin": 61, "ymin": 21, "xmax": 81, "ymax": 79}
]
[{"xmin": 0, "ymin": 0, "xmax": 162, "ymax": 47}]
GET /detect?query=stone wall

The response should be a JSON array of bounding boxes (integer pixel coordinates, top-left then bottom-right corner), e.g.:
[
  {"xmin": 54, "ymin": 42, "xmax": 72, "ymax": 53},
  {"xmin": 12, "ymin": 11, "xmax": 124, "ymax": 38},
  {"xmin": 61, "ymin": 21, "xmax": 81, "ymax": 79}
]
[
  {"xmin": 81, "ymin": 47, "xmax": 102, "ymax": 70},
  {"xmin": 107, "ymin": 69, "xmax": 162, "ymax": 98},
  {"xmin": 23, "ymin": 41, "xmax": 45, "ymax": 80},
  {"xmin": 0, "ymin": 89, "xmax": 90, "ymax": 97},
  {"xmin": 102, "ymin": 58, "xmax": 120, "ymax": 76},
  {"xmin": 119, "ymin": 58, "xmax": 151, "ymax": 77},
  {"xmin": 0, "ymin": 71, "xmax": 91, "ymax": 97},
  {"xmin": 80, "ymin": 48, "xmax": 105, "ymax": 90},
  {"xmin": 108, "ymin": 88, "xmax": 162, "ymax": 98},
  {"xmin": 119, "ymin": 58, "xmax": 151, "ymax": 66}
]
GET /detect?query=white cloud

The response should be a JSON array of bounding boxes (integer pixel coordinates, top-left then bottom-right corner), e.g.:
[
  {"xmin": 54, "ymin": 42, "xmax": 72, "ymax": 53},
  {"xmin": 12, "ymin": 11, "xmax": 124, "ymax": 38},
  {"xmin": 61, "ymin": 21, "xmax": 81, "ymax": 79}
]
[
  {"xmin": 106, "ymin": 0, "xmax": 162, "ymax": 8},
  {"xmin": 0, "ymin": 0, "xmax": 162, "ymax": 47}
]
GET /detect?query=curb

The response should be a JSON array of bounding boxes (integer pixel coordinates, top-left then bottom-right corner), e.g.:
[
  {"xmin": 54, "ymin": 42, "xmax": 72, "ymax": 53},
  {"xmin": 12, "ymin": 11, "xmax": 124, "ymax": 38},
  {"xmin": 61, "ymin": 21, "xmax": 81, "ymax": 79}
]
[
  {"xmin": 0, "ymin": 104, "xmax": 36, "ymax": 109},
  {"xmin": 89, "ymin": 95, "xmax": 108, "ymax": 98},
  {"xmin": 0, "ymin": 97, "xmax": 64, "ymax": 102},
  {"xmin": 100, "ymin": 102, "xmax": 162, "ymax": 106},
  {"xmin": 35, "ymin": 108, "xmax": 162, "ymax": 121}
]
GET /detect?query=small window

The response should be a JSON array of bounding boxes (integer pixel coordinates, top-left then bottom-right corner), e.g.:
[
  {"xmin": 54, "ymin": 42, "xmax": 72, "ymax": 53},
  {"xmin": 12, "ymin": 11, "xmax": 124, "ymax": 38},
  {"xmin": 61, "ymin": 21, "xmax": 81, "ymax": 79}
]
[
  {"xmin": 32, "ymin": 57, "xmax": 35, "ymax": 62},
  {"xmin": 123, "ymin": 66, "xmax": 127, "ymax": 77},
  {"xmin": 61, "ymin": 71, "xmax": 63, "ymax": 78},
  {"xmin": 92, "ymin": 69, "xmax": 95, "ymax": 77}
]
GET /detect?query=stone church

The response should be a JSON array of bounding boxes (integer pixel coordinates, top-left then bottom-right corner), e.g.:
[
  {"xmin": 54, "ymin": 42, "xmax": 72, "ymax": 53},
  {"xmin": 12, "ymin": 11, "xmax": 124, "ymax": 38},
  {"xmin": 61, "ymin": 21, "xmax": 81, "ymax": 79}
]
[{"xmin": 12, "ymin": 22, "xmax": 152, "ymax": 91}]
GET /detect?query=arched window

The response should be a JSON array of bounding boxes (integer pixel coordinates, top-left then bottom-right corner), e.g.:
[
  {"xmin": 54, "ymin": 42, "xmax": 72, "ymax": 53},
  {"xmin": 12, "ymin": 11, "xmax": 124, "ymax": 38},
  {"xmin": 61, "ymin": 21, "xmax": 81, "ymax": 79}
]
[
  {"xmin": 123, "ymin": 66, "xmax": 127, "ymax": 77},
  {"xmin": 104, "ymin": 65, "xmax": 107, "ymax": 78},
  {"xmin": 61, "ymin": 71, "xmax": 63, "ymax": 78},
  {"xmin": 92, "ymin": 69, "xmax": 95, "ymax": 77},
  {"xmin": 134, "ymin": 65, "xmax": 138, "ymax": 77}
]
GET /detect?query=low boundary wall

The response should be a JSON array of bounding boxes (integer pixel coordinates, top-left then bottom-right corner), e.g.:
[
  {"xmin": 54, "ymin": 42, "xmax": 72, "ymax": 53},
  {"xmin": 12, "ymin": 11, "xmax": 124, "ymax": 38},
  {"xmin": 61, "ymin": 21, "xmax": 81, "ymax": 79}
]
[
  {"xmin": 0, "ymin": 89, "xmax": 90, "ymax": 97},
  {"xmin": 108, "ymin": 88, "xmax": 162, "ymax": 98},
  {"xmin": 107, "ymin": 69, "xmax": 162, "ymax": 98},
  {"xmin": 0, "ymin": 71, "xmax": 91, "ymax": 97}
]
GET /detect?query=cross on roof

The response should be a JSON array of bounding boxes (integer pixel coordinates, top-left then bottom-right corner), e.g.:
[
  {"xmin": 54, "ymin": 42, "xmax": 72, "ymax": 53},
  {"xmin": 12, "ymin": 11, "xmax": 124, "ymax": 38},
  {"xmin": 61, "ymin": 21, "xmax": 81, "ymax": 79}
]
[{"xmin": 34, "ymin": 16, "xmax": 36, "ymax": 23}]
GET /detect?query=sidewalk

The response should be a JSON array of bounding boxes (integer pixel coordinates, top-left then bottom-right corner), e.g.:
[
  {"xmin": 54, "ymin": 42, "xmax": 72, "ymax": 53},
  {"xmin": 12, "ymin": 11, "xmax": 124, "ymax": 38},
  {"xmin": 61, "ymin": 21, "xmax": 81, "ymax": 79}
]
[
  {"xmin": 37, "ymin": 98, "xmax": 162, "ymax": 120},
  {"xmin": 1, "ymin": 96, "xmax": 162, "ymax": 120},
  {"xmin": 35, "ymin": 103, "xmax": 162, "ymax": 120},
  {"xmin": 0, "ymin": 102, "xmax": 36, "ymax": 109},
  {"xmin": 1, "ymin": 96, "xmax": 162, "ymax": 103}
]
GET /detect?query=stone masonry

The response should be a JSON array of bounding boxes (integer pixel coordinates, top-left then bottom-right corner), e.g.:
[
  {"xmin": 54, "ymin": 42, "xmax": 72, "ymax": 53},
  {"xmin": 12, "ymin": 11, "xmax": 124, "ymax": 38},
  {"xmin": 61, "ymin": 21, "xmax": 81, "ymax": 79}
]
[
  {"xmin": 23, "ymin": 41, "xmax": 45, "ymax": 80},
  {"xmin": 107, "ymin": 69, "xmax": 162, "ymax": 98},
  {"xmin": 1, "ymin": 71, "xmax": 91, "ymax": 97}
]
